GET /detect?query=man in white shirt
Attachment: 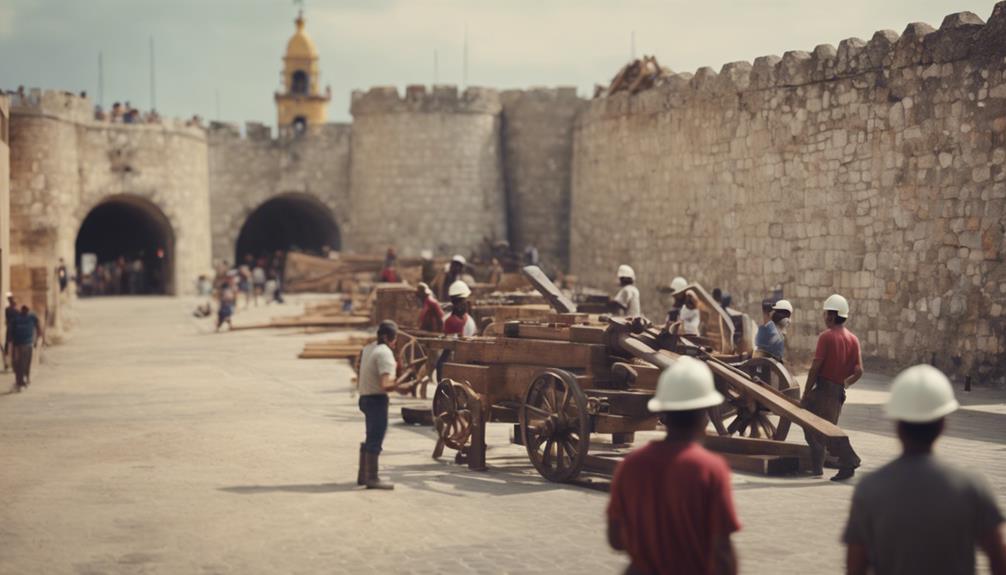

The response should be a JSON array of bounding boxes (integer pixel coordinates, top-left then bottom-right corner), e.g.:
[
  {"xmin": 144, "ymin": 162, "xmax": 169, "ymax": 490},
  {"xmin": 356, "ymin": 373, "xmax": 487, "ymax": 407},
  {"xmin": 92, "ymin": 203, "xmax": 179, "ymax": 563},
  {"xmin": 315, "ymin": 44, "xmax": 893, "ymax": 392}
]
[
  {"xmin": 612, "ymin": 265, "xmax": 641, "ymax": 317},
  {"xmin": 356, "ymin": 320, "xmax": 400, "ymax": 490}
]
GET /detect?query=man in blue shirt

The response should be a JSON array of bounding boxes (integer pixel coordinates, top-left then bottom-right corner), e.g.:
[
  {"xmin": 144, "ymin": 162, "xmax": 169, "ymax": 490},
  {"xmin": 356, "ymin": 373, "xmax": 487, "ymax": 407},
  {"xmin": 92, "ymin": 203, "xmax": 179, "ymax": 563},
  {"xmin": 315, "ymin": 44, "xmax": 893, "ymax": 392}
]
[
  {"xmin": 11, "ymin": 305, "xmax": 43, "ymax": 392},
  {"xmin": 755, "ymin": 299, "xmax": 791, "ymax": 361}
]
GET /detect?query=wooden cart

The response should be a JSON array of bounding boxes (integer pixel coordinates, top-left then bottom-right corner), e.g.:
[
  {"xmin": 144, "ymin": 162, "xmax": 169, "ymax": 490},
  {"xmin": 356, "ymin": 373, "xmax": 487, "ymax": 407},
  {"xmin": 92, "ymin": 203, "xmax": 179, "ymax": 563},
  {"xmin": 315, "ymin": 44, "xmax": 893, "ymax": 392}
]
[{"xmin": 416, "ymin": 268, "xmax": 857, "ymax": 482}]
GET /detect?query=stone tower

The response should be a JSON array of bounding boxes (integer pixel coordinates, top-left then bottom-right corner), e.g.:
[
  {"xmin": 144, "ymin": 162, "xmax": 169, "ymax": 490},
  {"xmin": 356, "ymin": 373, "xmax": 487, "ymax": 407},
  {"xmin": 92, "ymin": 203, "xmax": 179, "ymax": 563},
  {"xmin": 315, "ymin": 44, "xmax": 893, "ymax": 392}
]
[{"xmin": 274, "ymin": 11, "xmax": 330, "ymax": 135}]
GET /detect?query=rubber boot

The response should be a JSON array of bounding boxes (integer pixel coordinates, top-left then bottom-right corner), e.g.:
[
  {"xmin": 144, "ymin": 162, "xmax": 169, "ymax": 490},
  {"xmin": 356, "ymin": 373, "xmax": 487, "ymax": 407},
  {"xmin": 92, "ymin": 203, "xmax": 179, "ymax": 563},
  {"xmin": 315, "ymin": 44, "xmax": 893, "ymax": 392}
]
[
  {"xmin": 357, "ymin": 443, "xmax": 367, "ymax": 486},
  {"xmin": 365, "ymin": 452, "xmax": 394, "ymax": 490}
]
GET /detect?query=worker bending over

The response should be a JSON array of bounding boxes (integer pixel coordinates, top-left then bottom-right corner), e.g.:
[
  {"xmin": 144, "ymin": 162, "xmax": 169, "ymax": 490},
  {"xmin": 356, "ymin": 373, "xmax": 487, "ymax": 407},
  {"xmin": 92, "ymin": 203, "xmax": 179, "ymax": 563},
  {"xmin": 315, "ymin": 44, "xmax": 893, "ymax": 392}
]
[
  {"xmin": 843, "ymin": 365, "xmax": 1005, "ymax": 575},
  {"xmin": 802, "ymin": 294, "xmax": 862, "ymax": 481},
  {"xmin": 612, "ymin": 265, "xmax": 641, "ymax": 317},
  {"xmin": 415, "ymin": 282, "xmax": 443, "ymax": 333},
  {"xmin": 608, "ymin": 357, "xmax": 740, "ymax": 575}
]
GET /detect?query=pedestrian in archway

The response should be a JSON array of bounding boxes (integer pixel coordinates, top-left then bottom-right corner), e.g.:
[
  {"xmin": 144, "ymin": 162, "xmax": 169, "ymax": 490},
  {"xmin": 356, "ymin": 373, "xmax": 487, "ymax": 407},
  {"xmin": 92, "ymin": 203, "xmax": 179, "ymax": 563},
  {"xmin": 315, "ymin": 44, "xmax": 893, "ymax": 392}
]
[
  {"xmin": 56, "ymin": 259, "xmax": 69, "ymax": 293},
  {"xmin": 11, "ymin": 305, "xmax": 43, "ymax": 392},
  {"xmin": 3, "ymin": 292, "xmax": 16, "ymax": 372}
]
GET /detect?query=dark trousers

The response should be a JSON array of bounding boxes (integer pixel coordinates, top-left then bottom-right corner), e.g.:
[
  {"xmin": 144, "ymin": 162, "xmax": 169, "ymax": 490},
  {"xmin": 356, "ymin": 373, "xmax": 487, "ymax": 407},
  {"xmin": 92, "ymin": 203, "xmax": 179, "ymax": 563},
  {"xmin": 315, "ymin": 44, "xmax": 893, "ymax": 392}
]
[
  {"xmin": 802, "ymin": 378, "xmax": 861, "ymax": 470},
  {"xmin": 12, "ymin": 344, "xmax": 32, "ymax": 388},
  {"xmin": 359, "ymin": 394, "xmax": 389, "ymax": 455}
]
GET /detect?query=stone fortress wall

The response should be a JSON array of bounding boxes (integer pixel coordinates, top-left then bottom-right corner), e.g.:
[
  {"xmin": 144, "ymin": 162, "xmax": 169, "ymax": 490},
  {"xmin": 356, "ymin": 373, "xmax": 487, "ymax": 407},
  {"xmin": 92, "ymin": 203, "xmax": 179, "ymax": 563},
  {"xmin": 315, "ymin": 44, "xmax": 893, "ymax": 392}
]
[
  {"xmin": 207, "ymin": 120, "xmax": 351, "ymax": 263},
  {"xmin": 348, "ymin": 85, "xmax": 508, "ymax": 257},
  {"xmin": 8, "ymin": 89, "xmax": 212, "ymax": 319},
  {"xmin": 570, "ymin": 7, "xmax": 1006, "ymax": 380}
]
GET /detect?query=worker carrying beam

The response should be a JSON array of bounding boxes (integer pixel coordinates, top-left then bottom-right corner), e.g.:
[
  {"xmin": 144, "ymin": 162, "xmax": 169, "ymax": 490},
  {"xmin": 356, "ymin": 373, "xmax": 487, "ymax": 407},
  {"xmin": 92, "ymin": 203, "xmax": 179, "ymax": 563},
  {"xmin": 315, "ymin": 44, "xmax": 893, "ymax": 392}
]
[
  {"xmin": 843, "ymin": 365, "xmax": 1006, "ymax": 575},
  {"xmin": 802, "ymin": 294, "xmax": 862, "ymax": 481},
  {"xmin": 611, "ymin": 265, "xmax": 641, "ymax": 317}
]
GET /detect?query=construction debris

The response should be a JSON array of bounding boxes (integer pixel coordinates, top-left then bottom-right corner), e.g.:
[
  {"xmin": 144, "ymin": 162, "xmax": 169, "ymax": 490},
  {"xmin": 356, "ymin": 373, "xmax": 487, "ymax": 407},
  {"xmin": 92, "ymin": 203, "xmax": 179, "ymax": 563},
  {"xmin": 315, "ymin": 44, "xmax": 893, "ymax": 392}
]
[{"xmin": 594, "ymin": 55, "xmax": 673, "ymax": 98}]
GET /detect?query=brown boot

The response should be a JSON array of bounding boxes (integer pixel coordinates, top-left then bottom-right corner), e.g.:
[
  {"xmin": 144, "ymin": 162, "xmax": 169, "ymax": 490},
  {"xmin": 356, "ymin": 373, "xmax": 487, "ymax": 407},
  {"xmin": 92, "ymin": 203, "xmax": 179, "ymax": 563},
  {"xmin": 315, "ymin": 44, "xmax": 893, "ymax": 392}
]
[
  {"xmin": 365, "ymin": 452, "xmax": 394, "ymax": 490},
  {"xmin": 357, "ymin": 443, "xmax": 367, "ymax": 486}
]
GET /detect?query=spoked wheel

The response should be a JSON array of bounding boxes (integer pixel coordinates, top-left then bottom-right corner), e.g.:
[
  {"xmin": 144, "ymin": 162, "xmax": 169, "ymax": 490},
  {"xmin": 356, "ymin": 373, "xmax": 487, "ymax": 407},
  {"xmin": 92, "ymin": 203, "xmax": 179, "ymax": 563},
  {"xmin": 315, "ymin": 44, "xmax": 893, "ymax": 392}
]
[
  {"xmin": 395, "ymin": 335, "xmax": 432, "ymax": 398},
  {"xmin": 432, "ymin": 378, "xmax": 478, "ymax": 451},
  {"xmin": 709, "ymin": 357, "xmax": 800, "ymax": 440},
  {"xmin": 519, "ymin": 369, "xmax": 590, "ymax": 483}
]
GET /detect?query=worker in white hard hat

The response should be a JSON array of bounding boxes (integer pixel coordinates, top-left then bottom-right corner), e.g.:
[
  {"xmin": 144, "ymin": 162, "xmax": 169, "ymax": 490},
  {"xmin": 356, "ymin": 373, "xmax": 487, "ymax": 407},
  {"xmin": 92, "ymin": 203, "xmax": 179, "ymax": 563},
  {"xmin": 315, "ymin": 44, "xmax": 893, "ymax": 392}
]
[
  {"xmin": 802, "ymin": 293, "xmax": 862, "ymax": 481},
  {"xmin": 754, "ymin": 299, "xmax": 792, "ymax": 361},
  {"xmin": 611, "ymin": 265, "xmax": 641, "ymax": 317},
  {"xmin": 415, "ymin": 282, "xmax": 443, "ymax": 333},
  {"xmin": 444, "ymin": 280, "xmax": 477, "ymax": 337},
  {"xmin": 843, "ymin": 365, "xmax": 1006, "ymax": 575},
  {"xmin": 608, "ymin": 357, "xmax": 740, "ymax": 574},
  {"xmin": 663, "ymin": 276, "xmax": 689, "ymax": 324},
  {"xmin": 438, "ymin": 255, "xmax": 468, "ymax": 300}
]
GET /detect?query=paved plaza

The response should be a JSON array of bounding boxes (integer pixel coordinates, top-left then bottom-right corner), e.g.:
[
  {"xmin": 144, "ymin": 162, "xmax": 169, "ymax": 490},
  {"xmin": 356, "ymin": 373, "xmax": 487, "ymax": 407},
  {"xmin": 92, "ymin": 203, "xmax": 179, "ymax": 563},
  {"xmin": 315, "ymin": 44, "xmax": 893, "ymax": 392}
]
[{"xmin": 1, "ymin": 297, "xmax": 1004, "ymax": 575}]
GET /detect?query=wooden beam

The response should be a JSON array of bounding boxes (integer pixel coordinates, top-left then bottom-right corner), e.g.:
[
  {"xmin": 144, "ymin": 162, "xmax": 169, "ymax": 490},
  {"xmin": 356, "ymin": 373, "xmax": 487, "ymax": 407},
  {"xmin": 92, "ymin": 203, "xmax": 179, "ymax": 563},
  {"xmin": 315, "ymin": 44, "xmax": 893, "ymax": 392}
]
[
  {"xmin": 592, "ymin": 413, "xmax": 659, "ymax": 434},
  {"xmin": 701, "ymin": 434, "xmax": 811, "ymax": 458},
  {"xmin": 521, "ymin": 265, "xmax": 577, "ymax": 313},
  {"xmin": 717, "ymin": 453, "xmax": 801, "ymax": 476}
]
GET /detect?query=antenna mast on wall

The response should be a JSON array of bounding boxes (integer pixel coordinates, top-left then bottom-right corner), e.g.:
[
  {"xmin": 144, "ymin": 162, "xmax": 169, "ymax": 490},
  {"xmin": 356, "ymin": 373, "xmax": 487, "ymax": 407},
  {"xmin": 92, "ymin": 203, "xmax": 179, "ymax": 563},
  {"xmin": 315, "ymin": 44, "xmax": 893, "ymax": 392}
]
[
  {"xmin": 98, "ymin": 51, "xmax": 104, "ymax": 107},
  {"xmin": 434, "ymin": 50, "xmax": 439, "ymax": 84},
  {"xmin": 462, "ymin": 23, "xmax": 468, "ymax": 88},
  {"xmin": 630, "ymin": 30, "xmax": 636, "ymax": 60},
  {"xmin": 150, "ymin": 36, "xmax": 157, "ymax": 111}
]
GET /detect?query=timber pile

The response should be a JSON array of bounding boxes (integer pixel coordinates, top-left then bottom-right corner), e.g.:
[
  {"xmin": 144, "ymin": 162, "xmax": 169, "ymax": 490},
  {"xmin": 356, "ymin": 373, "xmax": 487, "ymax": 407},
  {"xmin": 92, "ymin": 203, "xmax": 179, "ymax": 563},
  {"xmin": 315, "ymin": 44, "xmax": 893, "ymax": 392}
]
[
  {"xmin": 594, "ymin": 55, "xmax": 673, "ymax": 98},
  {"xmin": 229, "ymin": 314, "xmax": 370, "ymax": 331},
  {"xmin": 299, "ymin": 335, "xmax": 374, "ymax": 360},
  {"xmin": 283, "ymin": 251, "xmax": 427, "ymax": 294}
]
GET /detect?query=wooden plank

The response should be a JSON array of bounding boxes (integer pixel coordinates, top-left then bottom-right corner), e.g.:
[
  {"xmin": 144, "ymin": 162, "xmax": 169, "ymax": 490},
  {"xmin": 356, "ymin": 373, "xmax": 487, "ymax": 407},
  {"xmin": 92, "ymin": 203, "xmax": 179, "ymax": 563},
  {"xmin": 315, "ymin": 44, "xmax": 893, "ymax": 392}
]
[
  {"xmin": 592, "ymin": 413, "xmax": 659, "ymax": 434},
  {"xmin": 584, "ymin": 389, "xmax": 653, "ymax": 416},
  {"xmin": 569, "ymin": 325, "xmax": 607, "ymax": 344},
  {"xmin": 701, "ymin": 434, "xmax": 811, "ymax": 458},
  {"xmin": 450, "ymin": 338, "xmax": 607, "ymax": 369},
  {"xmin": 503, "ymin": 322, "xmax": 571, "ymax": 341},
  {"xmin": 521, "ymin": 265, "xmax": 576, "ymax": 313},
  {"xmin": 717, "ymin": 452, "xmax": 801, "ymax": 476},
  {"xmin": 582, "ymin": 454, "xmax": 620, "ymax": 475}
]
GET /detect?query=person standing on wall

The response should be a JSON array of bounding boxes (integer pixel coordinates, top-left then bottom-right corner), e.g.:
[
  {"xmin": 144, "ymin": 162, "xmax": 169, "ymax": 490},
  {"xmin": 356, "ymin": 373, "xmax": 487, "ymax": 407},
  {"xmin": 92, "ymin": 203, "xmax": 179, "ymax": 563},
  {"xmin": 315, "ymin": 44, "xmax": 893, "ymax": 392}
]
[
  {"xmin": 3, "ymin": 293, "xmax": 16, "ymax": 372},
  {"xmin": 843, "ymin": 364, "xmax": 1006, "ymax": 575},
  {"xmin": 356, "ymin": 320, "xmax": 400, "ymax": 490},
  {"xmin": 11, "ymin": 305, "xmax": 43, "ymax": 392},
  {"xmin": 611, "ymin": 265, "xmax": 641, "ymax": 317},
  {"xmin": 607, "ymin": 356, "xmax": 740, "ymax": 575},
  {"xmin": 802, "ymin": 294, "xmax": 862, "ymax": 481},
  {"xmin": 754, "ymin": 299, "xmax": 792, "ymax": 362}
]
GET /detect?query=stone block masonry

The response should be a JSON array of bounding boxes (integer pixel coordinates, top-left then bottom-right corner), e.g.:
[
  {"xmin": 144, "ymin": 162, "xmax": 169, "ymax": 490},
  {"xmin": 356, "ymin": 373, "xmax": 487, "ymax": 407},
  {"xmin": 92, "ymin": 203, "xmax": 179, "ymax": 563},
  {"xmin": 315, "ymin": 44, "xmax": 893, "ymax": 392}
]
[
  {"xmin": 348, "ymin": 85, "xmax": 507, "ymax": 257},
  {"xmin": 571, "ymin": 5, "xmax": 1006, "ymax": 380}
]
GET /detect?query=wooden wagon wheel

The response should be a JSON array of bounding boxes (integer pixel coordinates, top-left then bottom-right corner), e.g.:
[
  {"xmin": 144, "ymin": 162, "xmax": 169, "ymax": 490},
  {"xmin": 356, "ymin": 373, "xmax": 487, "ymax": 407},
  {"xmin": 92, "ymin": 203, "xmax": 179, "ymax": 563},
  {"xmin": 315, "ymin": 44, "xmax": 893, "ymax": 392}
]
[
  {"xmin": 709, "ymin": 357, "xmax": 800, "ymax": 441},
  {"xmin": 432, "ymin": 378, "xmax": 478, "ymax": 451},
  {"xmin": 395, "ymin": 336, "xmax": 432, "ymax": 398},
  {"xmin": 519, "ymin": 369, "xmax": 590, "ymax": 483}
]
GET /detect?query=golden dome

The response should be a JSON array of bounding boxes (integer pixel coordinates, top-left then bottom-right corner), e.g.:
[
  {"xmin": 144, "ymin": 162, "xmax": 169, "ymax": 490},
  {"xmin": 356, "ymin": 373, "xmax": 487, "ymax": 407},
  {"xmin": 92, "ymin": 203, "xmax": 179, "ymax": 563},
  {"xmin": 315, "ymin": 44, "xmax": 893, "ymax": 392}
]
[{"xmin": 285, "ymin": 13, "xmax": 318, "ymax": 59}]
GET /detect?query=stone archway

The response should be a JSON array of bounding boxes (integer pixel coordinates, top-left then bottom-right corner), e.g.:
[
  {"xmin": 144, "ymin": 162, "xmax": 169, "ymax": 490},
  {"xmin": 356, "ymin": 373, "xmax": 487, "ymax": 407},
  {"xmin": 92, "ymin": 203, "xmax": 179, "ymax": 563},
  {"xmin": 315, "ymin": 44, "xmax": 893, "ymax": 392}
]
[
  {"xmin": 234, "ymin": 193, "xmax": 340, "ymax": 265},
  {"xmin": 75, "ymin": 194, "xmax": 176, "ymax": 295}
]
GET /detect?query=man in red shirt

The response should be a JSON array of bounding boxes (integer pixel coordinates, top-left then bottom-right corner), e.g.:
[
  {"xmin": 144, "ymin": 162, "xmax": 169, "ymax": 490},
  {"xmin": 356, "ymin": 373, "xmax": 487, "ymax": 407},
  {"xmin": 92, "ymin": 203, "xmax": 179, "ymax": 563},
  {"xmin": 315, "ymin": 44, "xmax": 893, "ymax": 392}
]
[
  {"xmin": 415, "ymin": 283, "xmax": 443, "ymax": 333},
  {"xmin": 608, "ymin": 356, "xmax": 740, "ymax": 575},
  {"xmin": 802, "ymin": 293, "xmax": 863, "ymax": 481}
]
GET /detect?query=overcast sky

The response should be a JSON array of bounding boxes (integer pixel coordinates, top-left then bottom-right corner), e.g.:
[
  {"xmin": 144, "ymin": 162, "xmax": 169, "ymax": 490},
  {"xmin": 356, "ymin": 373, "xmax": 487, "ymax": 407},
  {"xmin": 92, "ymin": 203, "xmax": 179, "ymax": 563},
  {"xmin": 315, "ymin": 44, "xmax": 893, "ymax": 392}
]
[{"xmin": 0, "ymin": 0, "xmax": 998, "ymax": 126}]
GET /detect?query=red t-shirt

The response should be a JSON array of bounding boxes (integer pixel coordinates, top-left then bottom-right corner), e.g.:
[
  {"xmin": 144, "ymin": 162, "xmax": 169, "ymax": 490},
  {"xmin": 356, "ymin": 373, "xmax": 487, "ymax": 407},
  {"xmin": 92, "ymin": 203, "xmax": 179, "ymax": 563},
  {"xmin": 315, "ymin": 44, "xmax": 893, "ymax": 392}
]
[
  {"xmin": 418, "ymin": 297, "xmax": 443, "ymax": 332},
  {"xmin": 443, "ymin": 313, "xmax": 468, "ymax": 336},
  {"xmin": 814, "ymin": 326, "xmax": 861, "ymax": 384},
  {"xmin": 607, "ymin": 441, "xmax": 741, "ymax": 575},
  {"xmin": 380, "ymin": 268, "xmax": 400, "ymax": 283}
]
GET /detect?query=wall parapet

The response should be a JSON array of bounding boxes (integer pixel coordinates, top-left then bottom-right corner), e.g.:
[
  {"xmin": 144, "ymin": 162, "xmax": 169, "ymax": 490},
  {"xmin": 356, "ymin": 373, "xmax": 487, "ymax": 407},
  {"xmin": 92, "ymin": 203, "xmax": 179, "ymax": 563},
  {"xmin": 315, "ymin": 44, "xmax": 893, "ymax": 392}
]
[
  {"xmin": 583, "ymin": 4, "xmax": 1006, "ymax": 120},
  {"xmin": 351, "ymin": 85, "xmax": 501, "ymax": 116}
]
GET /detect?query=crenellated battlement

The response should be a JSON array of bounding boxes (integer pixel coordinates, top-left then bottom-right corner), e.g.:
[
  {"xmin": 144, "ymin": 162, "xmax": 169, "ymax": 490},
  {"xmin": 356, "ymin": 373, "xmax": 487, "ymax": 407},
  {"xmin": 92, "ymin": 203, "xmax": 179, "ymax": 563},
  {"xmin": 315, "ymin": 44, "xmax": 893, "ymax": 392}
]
[
  {"xmin": 586, "ymin": 4, "xmax": 1006, "ymax": 118},
  {"xmin": 9, "ymin": 88, "xmax": 91, "ymax": 123},
  {"xmin": 350, "ymin": 85, "xmax": 501, "ymax": 116},
  {"xmin": 207, "ymin": 120, "xmax": 350, "ymax": 145}
]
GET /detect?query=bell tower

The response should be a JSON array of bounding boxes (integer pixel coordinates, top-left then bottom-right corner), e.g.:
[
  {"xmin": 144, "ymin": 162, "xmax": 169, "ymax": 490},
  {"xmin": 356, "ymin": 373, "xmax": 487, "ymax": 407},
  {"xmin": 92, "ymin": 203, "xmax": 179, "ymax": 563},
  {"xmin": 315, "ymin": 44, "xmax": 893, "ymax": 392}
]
[{"xmin": 275, "ymin": 10, "xmax": 330, "ymax": 134}]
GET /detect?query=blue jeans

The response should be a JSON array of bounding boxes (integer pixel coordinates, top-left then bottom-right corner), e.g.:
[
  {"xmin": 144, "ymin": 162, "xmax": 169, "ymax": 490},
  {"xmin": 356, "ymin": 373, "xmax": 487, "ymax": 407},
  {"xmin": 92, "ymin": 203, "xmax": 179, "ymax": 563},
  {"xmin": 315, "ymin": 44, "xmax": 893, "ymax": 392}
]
[{"xmin": 359, "ymin": 394, "xmax": 389, "ymax": 454}]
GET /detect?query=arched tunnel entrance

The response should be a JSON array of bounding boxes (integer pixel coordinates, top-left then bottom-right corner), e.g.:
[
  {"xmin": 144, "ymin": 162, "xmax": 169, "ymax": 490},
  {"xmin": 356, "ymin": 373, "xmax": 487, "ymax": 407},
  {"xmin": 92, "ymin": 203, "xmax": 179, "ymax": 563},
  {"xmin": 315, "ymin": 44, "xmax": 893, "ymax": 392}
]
[
  {"xmin": 75, "ymin": 195, "xmax": 175, "ymax": 295},
  {"xmin": 234, "ymin": 194, "xmax": 340, "ymax": 265}
]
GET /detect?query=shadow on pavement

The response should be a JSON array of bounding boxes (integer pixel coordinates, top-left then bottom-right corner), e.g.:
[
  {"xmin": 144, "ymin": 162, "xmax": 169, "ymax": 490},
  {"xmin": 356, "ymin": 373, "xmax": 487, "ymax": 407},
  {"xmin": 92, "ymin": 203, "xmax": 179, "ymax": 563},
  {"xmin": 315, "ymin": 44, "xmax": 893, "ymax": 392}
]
[
  {"xmin": 219, "ymin": 482, "xmax": 361, "ymax": 494},
  {"xmin": 839, "ymin": 401, "xmax": 1006, "ymax": 444}
]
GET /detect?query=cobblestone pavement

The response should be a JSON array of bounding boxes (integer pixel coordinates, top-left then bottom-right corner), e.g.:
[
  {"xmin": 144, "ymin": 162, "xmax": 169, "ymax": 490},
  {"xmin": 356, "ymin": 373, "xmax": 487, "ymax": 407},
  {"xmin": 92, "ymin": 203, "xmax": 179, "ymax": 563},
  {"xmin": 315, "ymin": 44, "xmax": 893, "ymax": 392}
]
[{"xmin": 1, "ymin": 297, "xmax": 1003, "ymax": 575}]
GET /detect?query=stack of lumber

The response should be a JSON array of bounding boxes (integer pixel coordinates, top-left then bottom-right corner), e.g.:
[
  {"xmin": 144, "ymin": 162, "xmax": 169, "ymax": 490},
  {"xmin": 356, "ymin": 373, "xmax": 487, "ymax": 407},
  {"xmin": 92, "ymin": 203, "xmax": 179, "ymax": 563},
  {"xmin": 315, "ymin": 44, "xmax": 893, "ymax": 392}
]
[
  {"xmin": 299, "ymin": 335, "xmax": 374, "ymax": 359},
  {"xmin": 283, "ymin": 251, "xmax": 428, "ymax": 294},
  {"xmin": 594, "ymin": 55, "xmax": 673, "ymax": 98},
  {"xmin": 230, "ymin": 314, "xmax": 371, "ymax": 331}
]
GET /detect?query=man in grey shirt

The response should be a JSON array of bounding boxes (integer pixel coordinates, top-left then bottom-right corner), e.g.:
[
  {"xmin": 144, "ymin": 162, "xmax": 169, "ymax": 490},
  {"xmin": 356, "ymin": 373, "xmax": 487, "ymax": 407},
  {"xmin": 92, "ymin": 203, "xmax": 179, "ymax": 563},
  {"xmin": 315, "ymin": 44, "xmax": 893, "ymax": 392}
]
[
  {"xmin": 356, "ymin": 320, "xmax": 400, "ymax": 490},
  {"xmin": 843, "ymin": 364, "xmax": 1005, "ymax": 575}
]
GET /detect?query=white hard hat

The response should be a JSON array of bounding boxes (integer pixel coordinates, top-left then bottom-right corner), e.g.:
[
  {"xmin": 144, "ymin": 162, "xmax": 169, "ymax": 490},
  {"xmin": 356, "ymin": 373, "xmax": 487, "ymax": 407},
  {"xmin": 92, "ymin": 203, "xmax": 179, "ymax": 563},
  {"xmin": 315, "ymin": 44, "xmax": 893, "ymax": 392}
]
[
  {"xmin": 617, "ymin": 264, "xmax": 635, "ymax": 280},
  {"xmin": 885, "ymin": 364, "xmax": 959, "ymax": 423},
  {"xmin": 670, "ymin": 276, "xmax": 688, "ymax": 293},
  {"xmin": 420, "ymin": 249, "xmax": 433, "ymax": 260},
  {"xmin": 772, "ymin": 299, "xmax": 793, "ymax": 314},
  {"xmin": 448, "ymin": 280, "xmax": 471, "ymax": 299},
  {"xmin": 823, "ymin": 294, "xmax": 850, "ymax": 318},
  {"xmin": 451, "ymin": 254, "xmax": 466, "ymax": 265},
  {"xmin": 647, "ymin": 356, "xmax": 724, "ymax": 412},
  {"xmin": 4, "ymin": 292, "xmax": 12, "ymax": 298}
]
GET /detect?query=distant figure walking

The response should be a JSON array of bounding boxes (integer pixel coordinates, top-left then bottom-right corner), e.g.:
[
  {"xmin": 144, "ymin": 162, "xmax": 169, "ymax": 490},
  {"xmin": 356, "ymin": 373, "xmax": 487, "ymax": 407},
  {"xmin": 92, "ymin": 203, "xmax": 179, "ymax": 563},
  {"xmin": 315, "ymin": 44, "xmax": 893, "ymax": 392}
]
[
  {"xmin": 11, "ymin": 305, "xmax": 43, "ymax": 392},
  {"xmin": 3, "ymin": 292, "xmax": 16, "ymax": 371}
]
